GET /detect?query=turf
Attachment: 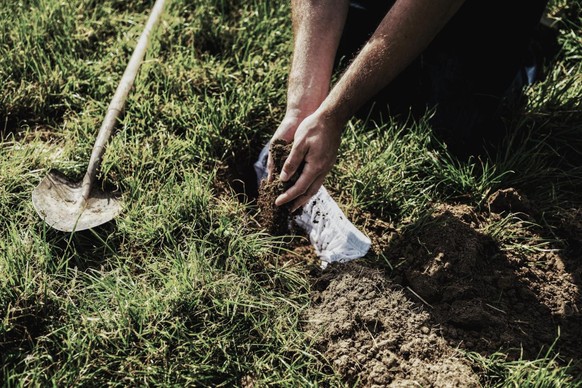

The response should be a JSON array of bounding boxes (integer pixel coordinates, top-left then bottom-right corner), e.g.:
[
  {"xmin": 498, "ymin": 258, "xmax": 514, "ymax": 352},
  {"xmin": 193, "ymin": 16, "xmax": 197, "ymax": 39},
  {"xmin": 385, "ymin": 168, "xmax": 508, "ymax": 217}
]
[{"xmin": 1, "ymin": 0, "xmax": 581, "ymax": 386}]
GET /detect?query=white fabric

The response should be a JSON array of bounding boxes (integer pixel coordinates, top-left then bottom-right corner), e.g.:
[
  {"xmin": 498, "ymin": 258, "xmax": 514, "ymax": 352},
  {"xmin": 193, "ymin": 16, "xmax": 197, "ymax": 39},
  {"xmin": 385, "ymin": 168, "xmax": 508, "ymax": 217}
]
[{"xmin": 254, "ymin": 144, "xmax": 371, "ymax": 268}]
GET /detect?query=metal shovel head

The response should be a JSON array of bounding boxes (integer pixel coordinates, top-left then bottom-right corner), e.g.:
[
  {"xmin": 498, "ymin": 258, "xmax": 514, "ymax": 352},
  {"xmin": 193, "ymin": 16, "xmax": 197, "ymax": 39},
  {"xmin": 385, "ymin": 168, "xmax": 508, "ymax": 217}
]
[{"xmin": 32, "ymin": 170, "xmax": 122, "ymax": 232}]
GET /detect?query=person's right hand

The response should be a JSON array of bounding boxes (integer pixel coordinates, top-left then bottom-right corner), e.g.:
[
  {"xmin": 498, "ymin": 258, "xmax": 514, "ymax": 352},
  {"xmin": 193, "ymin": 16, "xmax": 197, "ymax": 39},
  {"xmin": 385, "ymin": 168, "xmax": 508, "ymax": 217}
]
[{"xmin": 274, "ymin": 109, "xmax": 343, "ymax": 212}]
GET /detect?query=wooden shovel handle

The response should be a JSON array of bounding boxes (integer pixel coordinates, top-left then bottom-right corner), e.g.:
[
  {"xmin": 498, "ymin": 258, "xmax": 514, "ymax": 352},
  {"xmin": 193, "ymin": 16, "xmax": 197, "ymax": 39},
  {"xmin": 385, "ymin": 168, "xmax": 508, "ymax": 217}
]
[{"xmin": 81, "ymin": 0, "xmax": 168, "ymax": 200}]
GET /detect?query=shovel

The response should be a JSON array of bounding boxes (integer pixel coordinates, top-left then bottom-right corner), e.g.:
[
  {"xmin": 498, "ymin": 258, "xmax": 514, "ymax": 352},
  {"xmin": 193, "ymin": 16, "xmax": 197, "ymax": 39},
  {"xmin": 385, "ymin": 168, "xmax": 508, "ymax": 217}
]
[{"xmin": 32, "ymin": 0, "xmax": 168, "ymax": 232}]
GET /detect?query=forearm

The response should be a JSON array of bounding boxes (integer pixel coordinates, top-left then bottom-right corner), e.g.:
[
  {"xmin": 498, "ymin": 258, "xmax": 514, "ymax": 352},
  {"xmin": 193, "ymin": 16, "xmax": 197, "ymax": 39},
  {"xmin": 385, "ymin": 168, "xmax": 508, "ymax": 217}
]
[
  {"xmin": 286, "ymin": 0, "xmax": 349, "ymax": 118},
  {"xmin": 318, "ymin": 0, "xmax": 465, "ymax": 124},
  {"xmin": 276, "ymin": 0, "xmax": 466, "ymax": 209}
]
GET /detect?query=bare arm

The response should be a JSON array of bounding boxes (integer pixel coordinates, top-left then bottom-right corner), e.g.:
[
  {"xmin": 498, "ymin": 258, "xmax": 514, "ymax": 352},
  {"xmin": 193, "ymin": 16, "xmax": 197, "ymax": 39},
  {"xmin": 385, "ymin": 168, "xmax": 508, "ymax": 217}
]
[
  {"xmin": 277, "ymin": 0, "xmax": 466, "ymax": 211},
  {"xmin": 268, "ymin": 0, "xmax": 349, "ymax": 178}
]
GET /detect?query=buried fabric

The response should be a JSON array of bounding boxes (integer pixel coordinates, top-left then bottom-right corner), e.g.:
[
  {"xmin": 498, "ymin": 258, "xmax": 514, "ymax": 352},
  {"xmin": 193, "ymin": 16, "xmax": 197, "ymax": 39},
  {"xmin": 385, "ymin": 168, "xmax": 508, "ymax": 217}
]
[{"xmin": 254, "ymin": 144, "xmax": 371, "ymax": 268}]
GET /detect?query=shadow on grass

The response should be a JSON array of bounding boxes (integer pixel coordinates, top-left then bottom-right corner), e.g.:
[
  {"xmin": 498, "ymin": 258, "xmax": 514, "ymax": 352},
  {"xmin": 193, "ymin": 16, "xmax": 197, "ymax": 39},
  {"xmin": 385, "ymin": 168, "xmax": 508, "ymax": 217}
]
[
  {"xmin": 216, "ymin": 137, "xmax": 264, "ymax": 205},
  {"xmin": 42, "ymin": 221, "xmax": 120, "ymax": 272},
  {"xmin": 0, "ymin": 293, "xmax": 61, "ymax": 376}
]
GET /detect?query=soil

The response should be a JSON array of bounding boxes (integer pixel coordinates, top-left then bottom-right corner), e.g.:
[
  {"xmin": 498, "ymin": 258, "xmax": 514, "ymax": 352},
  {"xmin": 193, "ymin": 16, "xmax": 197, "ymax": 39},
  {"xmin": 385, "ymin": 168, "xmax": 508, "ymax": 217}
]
[
  {"xmin": 256, "ymin": 139, "xmax": 300, "ymax": 235},
  {"xmin": 486, "ymin": 187, "xmax": 532, "ymax": 214},
  {"xmin": 305, "ymin": 263, "xmax": 481, "ymax": 387},
  {"xmin": 385, "ymin": 202, "xmax": 582, "ymax": 362},
  {"xmin": 221, "ymin": 153, "xmax": 582, "ymax": 385},
  {"xmin": 303, "ymin": 193, "xmax": 582, "ymax": 385}
]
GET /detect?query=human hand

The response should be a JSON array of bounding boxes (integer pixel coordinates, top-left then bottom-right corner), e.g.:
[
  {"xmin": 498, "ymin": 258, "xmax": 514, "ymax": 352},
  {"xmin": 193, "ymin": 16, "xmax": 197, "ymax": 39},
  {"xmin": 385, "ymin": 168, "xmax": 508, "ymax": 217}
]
[{"xmin": 274, "ymin": 110, "xmax": 343, "ymax": 212}]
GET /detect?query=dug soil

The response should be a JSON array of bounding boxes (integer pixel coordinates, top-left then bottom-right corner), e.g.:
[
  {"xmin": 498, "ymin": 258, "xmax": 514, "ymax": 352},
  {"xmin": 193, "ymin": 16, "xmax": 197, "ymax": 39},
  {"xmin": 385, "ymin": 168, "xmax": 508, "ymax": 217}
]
[
  {"xmin": 223, "ymin": 155, "xmax": 582, "ymax": 384},
  {"xmin": 257, "ymin": 139, "xmax": 299, "ymax": 235},
  {"xmin": 306, "ymin": 263, "xmax": 481, "ymax": 387},
  {"xmin": 303, "ymin": 190, "xmax": 582, "ymax": 386}
]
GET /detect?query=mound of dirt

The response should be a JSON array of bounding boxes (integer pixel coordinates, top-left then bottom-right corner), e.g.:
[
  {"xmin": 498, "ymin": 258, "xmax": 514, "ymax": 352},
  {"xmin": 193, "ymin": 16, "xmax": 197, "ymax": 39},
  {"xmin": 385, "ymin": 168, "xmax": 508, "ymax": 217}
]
[
  {"xmin": 305, "ymin": 263, "xmax": 480, "ymax": 387},
  {"xmin": 303, "ymin": 195, "xmax": 582, "ymax": 384},
  {"xmin": 386, "ymin": 203, "xmax": 582, "ymax": 361},
  {"xmin": 257, "ymin": 140, "xmax": 299, "ymax": 235}
]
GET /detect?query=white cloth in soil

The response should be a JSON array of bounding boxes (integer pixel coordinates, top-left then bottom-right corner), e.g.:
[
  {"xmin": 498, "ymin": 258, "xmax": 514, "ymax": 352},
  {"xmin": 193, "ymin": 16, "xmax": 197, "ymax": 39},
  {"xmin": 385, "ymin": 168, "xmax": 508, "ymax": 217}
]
[{"xmin": 254, "ymin": 144, "xmax": 371, "ymax": 268}]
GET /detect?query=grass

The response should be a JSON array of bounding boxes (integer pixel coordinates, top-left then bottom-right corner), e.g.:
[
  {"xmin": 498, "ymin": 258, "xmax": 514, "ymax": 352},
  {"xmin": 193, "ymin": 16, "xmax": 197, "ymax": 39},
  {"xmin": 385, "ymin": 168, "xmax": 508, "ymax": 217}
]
[
  {"xmin": 468, "ymin": 333, "xmax": 582, "ymax": 388},
  {"xmin": 1, "ymin": 0, "xmax": 581, "ymax": 385}
]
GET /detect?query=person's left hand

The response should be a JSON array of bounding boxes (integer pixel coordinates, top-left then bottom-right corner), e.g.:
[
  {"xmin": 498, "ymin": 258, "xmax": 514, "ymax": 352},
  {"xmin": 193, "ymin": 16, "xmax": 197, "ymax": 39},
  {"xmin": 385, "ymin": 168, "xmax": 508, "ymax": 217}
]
[{"xmin": 275, "ymin": 110, "xmax": 343, "ymax": 212}]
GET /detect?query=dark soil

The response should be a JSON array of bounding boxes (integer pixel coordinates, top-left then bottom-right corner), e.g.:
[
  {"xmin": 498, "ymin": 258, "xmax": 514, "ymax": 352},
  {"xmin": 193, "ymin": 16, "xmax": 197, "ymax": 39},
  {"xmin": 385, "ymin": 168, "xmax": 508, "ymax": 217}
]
[
  {"xmin": 486, "ymin": 187, "xmax": 532, "ymax": 214},
  {"xmin": 257, "ymin": 139, "xmax": 300, "ymax": 235},
  {"xmin": 301, "ymin": 192, "xmax": 582, "ymax": 385},
  {"xmin": 386, "ymin": 202, "xmax": 582, "ymax": 362}
]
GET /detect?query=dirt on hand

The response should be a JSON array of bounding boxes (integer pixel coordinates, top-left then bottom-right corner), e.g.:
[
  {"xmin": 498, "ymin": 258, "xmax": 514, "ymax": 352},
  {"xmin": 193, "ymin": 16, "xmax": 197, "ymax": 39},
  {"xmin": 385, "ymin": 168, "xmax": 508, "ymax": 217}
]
[{"xmin": 257, "ymin": 139, "xmax": 300, "ymax": 235}]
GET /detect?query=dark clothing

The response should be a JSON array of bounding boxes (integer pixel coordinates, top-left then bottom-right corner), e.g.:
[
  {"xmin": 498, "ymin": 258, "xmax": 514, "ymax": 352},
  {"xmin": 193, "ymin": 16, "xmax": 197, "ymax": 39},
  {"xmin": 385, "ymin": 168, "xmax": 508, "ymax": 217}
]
[{"xmin": 336, "ymin": 0, "xmax": 549, "ymax": 158}]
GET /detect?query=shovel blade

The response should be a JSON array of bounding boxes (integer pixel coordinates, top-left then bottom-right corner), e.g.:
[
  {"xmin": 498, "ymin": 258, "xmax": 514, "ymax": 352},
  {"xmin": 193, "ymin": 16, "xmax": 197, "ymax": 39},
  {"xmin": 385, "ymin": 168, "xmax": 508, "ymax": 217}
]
[{"xmin": 32, "ymin": 171, "xmax": 122, "ymax": 232}]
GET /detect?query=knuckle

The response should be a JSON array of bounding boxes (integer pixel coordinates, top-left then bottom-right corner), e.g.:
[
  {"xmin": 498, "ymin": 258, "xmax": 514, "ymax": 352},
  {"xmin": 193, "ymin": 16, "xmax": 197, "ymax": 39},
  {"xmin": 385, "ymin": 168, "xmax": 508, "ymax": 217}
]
[
  {"xmin": 296, "ymin": 188, "xmax": 307, "ymax": 197},
  {"xmin": 307, "ymin": 186, "xmax": 319, "ymax": 198},
  {"xmin": 295, "ymin": 184, "xmax": 308, "ymax": 197},
  {"xmin": 308, "ymin": 163, "xmax": 325, "ymax": 176},
  {"xmin": 313, "ymin": 162, "xmax": 325, "ymax": 172}
]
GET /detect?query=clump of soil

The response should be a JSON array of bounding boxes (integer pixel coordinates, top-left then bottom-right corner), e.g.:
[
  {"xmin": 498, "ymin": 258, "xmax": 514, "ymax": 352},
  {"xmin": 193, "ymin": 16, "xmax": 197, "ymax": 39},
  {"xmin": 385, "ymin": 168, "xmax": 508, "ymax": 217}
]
[
  {"xmin": 305, "ymin": 263, "xmax": 480, "ymax": 387},
  {"xmin": 487, "ymin": 187, "xmax": 532, "ymax": 214},
  {"xmin": 257, "ymin": 139, "xmax": 300, "ymax": 235}
]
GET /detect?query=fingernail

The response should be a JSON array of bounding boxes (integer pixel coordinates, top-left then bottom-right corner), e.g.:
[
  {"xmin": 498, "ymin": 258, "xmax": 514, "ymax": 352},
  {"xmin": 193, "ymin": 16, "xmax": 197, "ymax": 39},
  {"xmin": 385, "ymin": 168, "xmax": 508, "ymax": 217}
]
[{"xmin": 279, "ymin": 171, "xmax": 288, "ymax": 181}]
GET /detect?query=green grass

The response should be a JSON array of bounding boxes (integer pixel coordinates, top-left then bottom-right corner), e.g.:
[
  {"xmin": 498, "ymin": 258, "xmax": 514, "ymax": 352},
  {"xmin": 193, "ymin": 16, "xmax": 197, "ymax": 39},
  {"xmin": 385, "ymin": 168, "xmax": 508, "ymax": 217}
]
[
  {"xmin": 468, "ymin": 334, "xmax": 582, "ymax": 388},
  {"xmin": 1, "ymin": 0, "xmax": 581, "ymax": 385}
]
